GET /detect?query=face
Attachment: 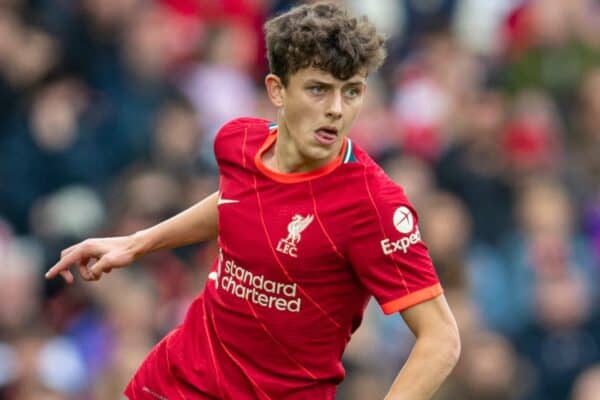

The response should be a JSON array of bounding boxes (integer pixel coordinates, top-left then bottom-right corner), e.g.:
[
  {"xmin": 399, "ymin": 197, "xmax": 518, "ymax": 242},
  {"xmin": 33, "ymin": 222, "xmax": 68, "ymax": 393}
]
[{"xmin": 266, "ymin": 67, "xmax": 367, "ymax": 171}]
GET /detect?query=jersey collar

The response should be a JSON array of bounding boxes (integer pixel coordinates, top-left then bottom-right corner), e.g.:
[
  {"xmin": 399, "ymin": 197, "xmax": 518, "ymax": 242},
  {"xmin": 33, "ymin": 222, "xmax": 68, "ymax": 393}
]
[{"xmin": 254, "ymin": 126, "xmax": 348, "ymax": 184}]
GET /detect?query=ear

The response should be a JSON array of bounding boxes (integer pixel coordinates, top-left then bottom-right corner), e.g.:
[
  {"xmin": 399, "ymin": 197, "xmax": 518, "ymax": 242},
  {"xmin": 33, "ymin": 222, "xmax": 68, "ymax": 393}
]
[{"xmin": 265, "ymin": 74, "xmax": 285, "ymax": 108}]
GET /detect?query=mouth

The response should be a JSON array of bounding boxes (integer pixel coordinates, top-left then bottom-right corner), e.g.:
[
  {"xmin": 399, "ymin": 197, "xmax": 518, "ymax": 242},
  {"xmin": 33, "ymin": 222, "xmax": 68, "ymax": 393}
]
[{"xmin": 314, "ymin": 126, "xmax": 338, "ymax": 145}]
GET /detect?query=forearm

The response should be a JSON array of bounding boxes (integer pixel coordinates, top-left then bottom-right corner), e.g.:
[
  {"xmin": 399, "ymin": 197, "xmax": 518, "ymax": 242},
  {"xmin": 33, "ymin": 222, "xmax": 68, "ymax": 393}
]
[
  {"xmin": 131, "ymin": 191, "xmax": 219, "ymax": 257},
  {"xmin": 384, "ymin": 334, "xmax": 460, "ymax": 400}
]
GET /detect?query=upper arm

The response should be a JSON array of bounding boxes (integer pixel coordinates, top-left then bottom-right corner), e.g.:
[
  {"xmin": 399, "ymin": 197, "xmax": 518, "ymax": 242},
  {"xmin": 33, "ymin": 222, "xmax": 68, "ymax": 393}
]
[
  {"xmin": 164, "ymin": 190, "xmax": 219, "ymax": 243},
  {"xmin": 400, "ymin": 294, "xmax": 459, "ymax": 341},
  {"xmin": 198, "ymin": 191, "xmax": 219, "ymax": 238}
]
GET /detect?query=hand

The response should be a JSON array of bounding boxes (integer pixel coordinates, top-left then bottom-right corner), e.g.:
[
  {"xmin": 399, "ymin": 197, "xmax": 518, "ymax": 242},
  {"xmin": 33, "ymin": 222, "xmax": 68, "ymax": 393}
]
[{"xmin": 45, "ymin": 236, "xmax": 139, "ymax": 283}]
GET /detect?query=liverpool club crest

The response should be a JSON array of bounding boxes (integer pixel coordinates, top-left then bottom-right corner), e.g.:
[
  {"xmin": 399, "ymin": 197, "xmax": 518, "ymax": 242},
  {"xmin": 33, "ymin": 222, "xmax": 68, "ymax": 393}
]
[{"xmin": 276, "ymin": 214, "xmax": 314, "ymax": 258}]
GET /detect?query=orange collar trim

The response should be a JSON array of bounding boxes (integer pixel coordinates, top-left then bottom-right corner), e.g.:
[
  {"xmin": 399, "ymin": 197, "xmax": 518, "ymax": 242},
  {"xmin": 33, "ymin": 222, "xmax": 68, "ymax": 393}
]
[{"xmin": 254, "ymin": 128, "xmax": 348, "ymax": 184}]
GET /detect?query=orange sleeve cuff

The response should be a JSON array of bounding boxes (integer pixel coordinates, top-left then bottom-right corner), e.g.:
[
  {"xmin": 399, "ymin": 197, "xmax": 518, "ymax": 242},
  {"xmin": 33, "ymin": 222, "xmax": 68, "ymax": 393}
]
[{"xmin": 381, "ymin": 283, "xmax": 444, "ymax": 314}]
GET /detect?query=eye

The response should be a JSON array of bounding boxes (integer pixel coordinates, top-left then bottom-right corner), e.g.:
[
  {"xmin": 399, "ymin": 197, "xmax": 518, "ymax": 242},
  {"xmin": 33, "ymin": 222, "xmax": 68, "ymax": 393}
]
[
  {"xmin": 309, "ymin": 85, "xmax": 325, "ymax": 95},
  {"xmin": 345, "ymin": 87, "xmax": 361, "ymax": 98}
]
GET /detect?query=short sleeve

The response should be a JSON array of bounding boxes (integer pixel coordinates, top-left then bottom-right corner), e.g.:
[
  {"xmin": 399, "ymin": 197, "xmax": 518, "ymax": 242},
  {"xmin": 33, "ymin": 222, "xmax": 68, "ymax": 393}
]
[
  {"xmin": 213, "ymin": 118, "xmax": 246, "ymax": 164},
  {"xmin": 348, "ymin": 168, "xmax": 442, "ymax": 314}
]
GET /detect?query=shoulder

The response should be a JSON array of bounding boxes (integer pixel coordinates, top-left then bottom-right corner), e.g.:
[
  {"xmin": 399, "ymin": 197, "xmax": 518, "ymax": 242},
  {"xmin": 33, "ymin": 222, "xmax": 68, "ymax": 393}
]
[
  {"xmin": 214, "ymin": 117, "xmax": 272, "ymax": 142},
  {"xmin": 214, "ymin": 117, "xmax": 273, "ymax": 160},
  {"xmin": 350, "ymin": 143, "xmax": 410, "ymax": 207},
  {"xmin": 336, "ymin": 142, "xmax": 416, "ymax": 239}
]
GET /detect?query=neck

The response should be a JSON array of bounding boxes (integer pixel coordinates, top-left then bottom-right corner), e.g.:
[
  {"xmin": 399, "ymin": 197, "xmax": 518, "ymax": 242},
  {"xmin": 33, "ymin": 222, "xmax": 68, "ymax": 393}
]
[
  {"xmin": 273, "ymin": 123, "xmax": 307, "ymax": 173},
  {"xmin": 264, "ymin": 119, "xmax": 341, "ymax": 173}
]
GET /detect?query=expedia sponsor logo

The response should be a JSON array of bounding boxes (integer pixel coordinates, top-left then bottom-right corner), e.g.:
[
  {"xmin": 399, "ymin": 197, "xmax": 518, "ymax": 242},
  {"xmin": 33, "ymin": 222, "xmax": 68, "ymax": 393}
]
[
  {"xmin": 393, "ymin": 206, "xmax": 414, "ymax": 233},
  {"xmin": 380, "ymin": 206, "xmax": 420, "ymax": 255},
  {"xmin": 380, "ymin": 227, "xmax": 421, "ymax": 255}
]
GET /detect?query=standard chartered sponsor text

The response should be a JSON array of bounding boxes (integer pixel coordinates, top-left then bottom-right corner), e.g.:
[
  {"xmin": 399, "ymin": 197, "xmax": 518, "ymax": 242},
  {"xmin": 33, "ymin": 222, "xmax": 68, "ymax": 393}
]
[{"xmin": 219, "ymin": 258, "xmax": 301, "ymax": 312}]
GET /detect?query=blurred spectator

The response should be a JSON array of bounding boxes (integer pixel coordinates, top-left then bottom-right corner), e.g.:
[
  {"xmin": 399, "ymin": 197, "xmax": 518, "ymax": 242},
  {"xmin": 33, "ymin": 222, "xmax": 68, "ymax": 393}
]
[
  {"xmin": 470, "ymin": 178, "xmax": 598, "ymax": 336},
  {"xmin": 29, "ymin": 186, "xmax": 106, "ymax": 242},
  {"xmin": 402, "ymin": 0, "xmax": 458, "ymax": 43},
  {"xmin": 392, "ymin": 32, "xmax": 479, "ymax": 161},
  {"xmin": 339, "ymin": 300, "xmax": 406, "ymax": 400},
  {"xmin": 346, "ymin": 0, "xmax": 405, "ymax": 40},
  {"xmin": 0, "ymin": 9, "xmax": 24, "ymax": 125},
  {"xmin": 108, "ymin": 167, "xmax": 186, "ymax": 234},
  {"xmin": 436, "ymin": 330, "xmax": 524, "ymax": 400},
  {"xmin": 150, "ymin": 96, "xmax": 206, "ymax": 177},
  {"xmin": 515, "ymin": 274, "xmax": 600, "ymax": 399},
  {"xmin": 502, "ymin": 89, "xmax": 564, "ymax": 180},
  {"xmin": 382, "ymin": 153, "xmax": 436, "ymax": 212},
  {"xmin": 571, "ymin": 364, "xmax": 600, "ymax": 400},
  {"xmin": 453, "ymin": 0, "xmax": 517, "ymax": 56},
  {"xmin": 0, "ymin": 237, "xmax": 43, "ymax": 335},
  {"xmin": 349, "ymin": 77, "xmax": 401, "ymax": 158},
  {"xmin": 5, "ymin": 333, "xmax": 87, "ymax": 399},
  {"xmin": 419, "ymin": 191, "xmax": 472, "ymax": 289},
  {"xmin": 180, "ymin": 22, "xmax": 259, "ymax": 167},
  {"xmin": 567, "ymin": 68, "xmax": 600, "ymax": 267},
  {"xmin": 502, "ymin": 0, "xmax": 600, "ymax": 107},
  {"xmin": 569, "ymin": 68, "xmax": 600, "ymax": 201},
  {"xmin": 0, "ymin": 75, "xmax": 119, "ymax": 233},
  {"xmin": 583, "ymin": 200, "xmax": 600, "ymax": 271},
  {"xmin": 435, "ymin": 88, "xmax": 514, "ymax": 244},
  {"xmin": 0, "ymin": 23, "xmax": 60, "ymax": 92}
]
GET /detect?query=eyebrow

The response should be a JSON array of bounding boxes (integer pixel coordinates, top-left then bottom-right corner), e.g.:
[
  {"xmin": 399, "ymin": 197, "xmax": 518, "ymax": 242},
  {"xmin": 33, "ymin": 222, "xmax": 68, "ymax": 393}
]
[
  {"xmin": 305, "ymin": 79, "xmax": 365, "ymax": 86},
  {"xmin": 345, "ymin": 80, "xmax": 366, "ymax": 86},
  {"xmin": 305, "ymin": 80, "xmax": 332, "ymax": 86}
]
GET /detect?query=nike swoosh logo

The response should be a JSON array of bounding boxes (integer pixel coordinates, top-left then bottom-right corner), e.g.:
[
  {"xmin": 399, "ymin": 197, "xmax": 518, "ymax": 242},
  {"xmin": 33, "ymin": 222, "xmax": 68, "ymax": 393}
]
[
  {"xmin": 142, "ymin": 386, "xmax": 168, "ymax": 400},
  {"xmin": 217, "ymin": 197, "xmax": 240, "ymax": 206}
]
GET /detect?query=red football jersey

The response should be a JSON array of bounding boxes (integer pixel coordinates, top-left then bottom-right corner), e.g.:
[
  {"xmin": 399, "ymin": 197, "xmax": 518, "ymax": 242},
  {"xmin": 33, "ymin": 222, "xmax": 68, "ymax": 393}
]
[{"xmin": 125, "ymin": 118, "xmax": 442, "ymax": 400}]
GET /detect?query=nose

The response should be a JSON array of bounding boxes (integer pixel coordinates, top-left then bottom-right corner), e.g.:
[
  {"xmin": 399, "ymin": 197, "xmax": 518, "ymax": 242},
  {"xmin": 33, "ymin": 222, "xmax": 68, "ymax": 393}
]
[{"xmin": 326, "ymin": 92, "xmax": 343, "ymax": 120}]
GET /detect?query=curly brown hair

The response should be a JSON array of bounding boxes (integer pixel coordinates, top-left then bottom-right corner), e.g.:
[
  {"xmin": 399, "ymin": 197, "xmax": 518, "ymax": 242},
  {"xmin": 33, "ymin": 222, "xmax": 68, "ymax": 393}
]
[{"xmin": 264, "ymin": 2, "xmax": 387, "ymax": 86}]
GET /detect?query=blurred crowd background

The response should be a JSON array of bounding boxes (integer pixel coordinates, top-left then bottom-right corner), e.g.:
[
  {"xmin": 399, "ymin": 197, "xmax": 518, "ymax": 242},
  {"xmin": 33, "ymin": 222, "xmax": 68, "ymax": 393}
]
[{"xmin": 0, "ymin": 0, "xmax": 599, "ymax": 399}]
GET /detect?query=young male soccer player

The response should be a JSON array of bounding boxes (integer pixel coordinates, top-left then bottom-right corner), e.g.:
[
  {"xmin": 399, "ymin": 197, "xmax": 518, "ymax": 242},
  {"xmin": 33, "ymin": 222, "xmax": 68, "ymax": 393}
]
[{"xmin": 46, "ymin": 3, "xmax": 460, "ymax": 399}]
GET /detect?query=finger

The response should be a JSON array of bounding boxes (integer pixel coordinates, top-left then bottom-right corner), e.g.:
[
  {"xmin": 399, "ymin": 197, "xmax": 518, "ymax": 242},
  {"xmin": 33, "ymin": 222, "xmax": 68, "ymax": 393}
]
[
  {"xmin": 46, "ymin": 251, "xmax": 81, "ymax": 279},
  {"xmin": 61, "ymin": 243, "xmax": 80, "ymax": 257},
  {"xmin": 78, "ymin": 257, "xmax": 98, "ymax": 281},
  {"xmin": 78, "ymin": 263, "xmax": 93, "ymax": 281},
  {"xmin": 59, "ymin": 269, "xmax": 74, "ymax": 284},
  {"xmin": 47, "ymin": 244, "xmax": 103, "ymax": 280},
  {"xmin": 88, "ymin": 257, "xmax": 112, "ymax": 281}
]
